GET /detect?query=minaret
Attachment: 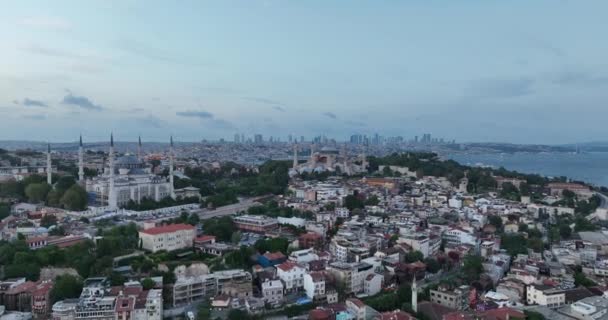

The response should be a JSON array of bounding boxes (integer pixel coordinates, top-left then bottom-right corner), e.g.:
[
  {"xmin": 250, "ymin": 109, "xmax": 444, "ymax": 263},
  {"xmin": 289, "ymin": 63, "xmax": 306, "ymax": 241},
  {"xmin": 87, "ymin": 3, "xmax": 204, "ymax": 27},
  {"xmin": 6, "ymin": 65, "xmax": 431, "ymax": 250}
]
[
  {"xmin": 137, "ymin": 136, "xmax": 142, "ymax": 161},
  {"xmin": 46, "ymin": 143, "xmax": 52, "ymax": 185},
  {"xmin": 292, "ymin": 143, "xmax": 298, "ymax": 169},
  {"xmin": 78, "ymin": 135, "xmax": 84, "ymax": 182},
  {"xmin": 108, "ymin": 133, "xmax": 117, "ymax": 209},
  {"xmin": 169, "ymin": 136, "xmax": 176, "ymax": 199},
  {"xmin": 412, "ymin": 276, "xmax": 418, "ymax": 313}
]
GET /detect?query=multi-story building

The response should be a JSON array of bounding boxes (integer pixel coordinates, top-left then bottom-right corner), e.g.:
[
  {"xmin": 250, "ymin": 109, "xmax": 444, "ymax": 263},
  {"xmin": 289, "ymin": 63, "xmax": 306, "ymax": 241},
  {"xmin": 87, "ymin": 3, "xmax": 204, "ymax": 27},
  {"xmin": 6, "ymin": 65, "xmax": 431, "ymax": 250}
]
[
  {"xmin": 233, "ymin": 215, "xmax": 278, "ymax": 233},
  {"xmin": 327, "ymin": 262, "xmax": 375, "ymax": 294},
  {"xmin": 335, "ymin": 207, "xmax": 350, "ymax": 218},
  {"xmin": 527, "ymin": 284, "xmax": 566, "ymax": 308},
  {"xmin": 429, "ymin": 285, "xmax": 470, "ymax": 310},
  {"xmin": 172, "ymin": 269, "xmax": 252, "ymax": 307},
  {"xmin": 364, "ymin": 274, "xmax": 384, "ymax": 296},
  {"xmin": 276, "ymin": 261, "xmax": 306, "ymax": 292},
  {"xmin": 138, "ymin": 223, "xmax": 196, "ymax": 253},
  {"xmin": 31, "ymin": 280, "xmax": 54, "ymax": 319},
  {"xmin": 442, "ymin": 227, "xmax": 478, "ymax": 247},
  {"xmin": 52, "ymin": 299, "xmax": 79, "ymax": 320},
  {"xmin": 74, "ymin": 278, "xmax": 116, "ymax": 320},
  {"xmin": 261, "ymin": 279, "xmax": 284, "ymax": 307},
  {"xmin": 303, "ymin": 272, "xmax": 326, "ymax": 302}
]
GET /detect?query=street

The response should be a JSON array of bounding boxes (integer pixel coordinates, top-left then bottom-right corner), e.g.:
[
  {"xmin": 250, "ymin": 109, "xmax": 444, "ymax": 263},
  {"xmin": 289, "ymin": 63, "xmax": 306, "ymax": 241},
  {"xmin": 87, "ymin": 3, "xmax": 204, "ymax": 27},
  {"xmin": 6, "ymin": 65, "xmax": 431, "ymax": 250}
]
[{"xmin": 195, "ymin": 197, "xmax": 265, "ymax": 220}]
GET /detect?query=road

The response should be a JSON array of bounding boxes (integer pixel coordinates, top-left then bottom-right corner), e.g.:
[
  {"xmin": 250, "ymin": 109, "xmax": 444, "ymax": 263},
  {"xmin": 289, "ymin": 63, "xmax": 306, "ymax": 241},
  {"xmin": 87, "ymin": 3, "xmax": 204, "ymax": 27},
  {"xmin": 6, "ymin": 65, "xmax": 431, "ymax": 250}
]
[{"xmin": 195, "ymin": 197, "xmax": 265, "ymax": 220}]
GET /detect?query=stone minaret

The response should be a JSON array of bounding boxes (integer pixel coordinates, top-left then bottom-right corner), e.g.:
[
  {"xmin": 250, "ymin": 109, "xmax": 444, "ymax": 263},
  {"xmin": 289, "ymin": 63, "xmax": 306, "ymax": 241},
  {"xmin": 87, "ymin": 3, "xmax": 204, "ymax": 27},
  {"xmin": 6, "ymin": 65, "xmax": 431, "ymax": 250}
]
[
  {"xmin": 292, "ymin": 143, "xmax": 298, "ymax": 169},
  {"xmin": 412, "ymin": 276, "xmax": 418, "ymax": 313},
  {"xmin": 108, "ymin": 133, "xmax": 117, "ymax": 209},
  {"xmin": 46, "ymin": 143, "xmax": 52, "ymax": 185},
  {"xmin": 169, "ymin": 136, "xmax": 176, "ymax": 199},
  {"xmin": 137, "ymin": 135, "xmax": 142, "ymax": 161},
  {"xmin": 78, "ymin": 135, "xmax": 84, "ymax": 182}
]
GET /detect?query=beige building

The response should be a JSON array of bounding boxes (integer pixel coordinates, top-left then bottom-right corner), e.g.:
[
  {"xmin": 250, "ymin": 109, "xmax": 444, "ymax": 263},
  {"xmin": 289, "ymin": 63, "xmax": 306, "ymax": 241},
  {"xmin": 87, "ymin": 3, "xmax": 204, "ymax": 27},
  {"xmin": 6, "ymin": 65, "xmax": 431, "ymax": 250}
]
[
  {"xmin": 527, "ymin": 284, "xmax": 565, "ymax": 308},
  {"xmin": 138, "ymin": 224, "xmax": 196, "ymax": 253}
]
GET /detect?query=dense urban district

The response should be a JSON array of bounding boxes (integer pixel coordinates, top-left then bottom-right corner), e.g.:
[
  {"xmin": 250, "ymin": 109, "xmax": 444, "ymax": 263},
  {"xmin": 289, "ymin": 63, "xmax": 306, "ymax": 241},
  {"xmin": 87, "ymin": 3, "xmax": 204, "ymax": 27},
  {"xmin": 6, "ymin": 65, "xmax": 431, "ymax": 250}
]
[{"xmin": 2, "ymin": 136, "xmax": 608, "ymax": 320}]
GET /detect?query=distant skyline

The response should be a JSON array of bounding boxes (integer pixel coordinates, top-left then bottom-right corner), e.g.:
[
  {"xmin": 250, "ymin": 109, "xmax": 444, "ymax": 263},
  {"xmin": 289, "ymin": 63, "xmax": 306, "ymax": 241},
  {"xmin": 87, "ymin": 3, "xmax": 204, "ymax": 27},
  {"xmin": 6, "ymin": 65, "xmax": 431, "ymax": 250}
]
[{"xmin": 1, "ymin": 1, "xmax": 607, "ymax": 144}]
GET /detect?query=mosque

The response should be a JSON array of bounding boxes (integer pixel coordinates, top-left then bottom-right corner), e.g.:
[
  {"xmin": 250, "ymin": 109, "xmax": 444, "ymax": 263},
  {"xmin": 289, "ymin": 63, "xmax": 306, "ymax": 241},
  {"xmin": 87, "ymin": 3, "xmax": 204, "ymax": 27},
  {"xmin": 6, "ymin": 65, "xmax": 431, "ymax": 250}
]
[
  {"xmin": 45, "ymin": 135, "xmax": 178, "ymax": 210},
  {"xmin": 289, "ymin": 144, "xmax": 368, "ymax": 176}
]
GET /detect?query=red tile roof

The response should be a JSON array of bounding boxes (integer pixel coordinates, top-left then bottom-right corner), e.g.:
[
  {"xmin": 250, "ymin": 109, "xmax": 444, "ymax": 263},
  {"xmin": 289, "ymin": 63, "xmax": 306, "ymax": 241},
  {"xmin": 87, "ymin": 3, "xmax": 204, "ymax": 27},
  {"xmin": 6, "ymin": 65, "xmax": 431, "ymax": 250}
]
[
  {"xmin": 277, "ymin": 261, "xmax": 301, "ymax": 272},
  {"xmin": 264, "ymin": 251, "xmax": 286, "ymax": 261},
  {"xmin": 140, "ymin": 223, "xmax": 195, "ymax": 235}
]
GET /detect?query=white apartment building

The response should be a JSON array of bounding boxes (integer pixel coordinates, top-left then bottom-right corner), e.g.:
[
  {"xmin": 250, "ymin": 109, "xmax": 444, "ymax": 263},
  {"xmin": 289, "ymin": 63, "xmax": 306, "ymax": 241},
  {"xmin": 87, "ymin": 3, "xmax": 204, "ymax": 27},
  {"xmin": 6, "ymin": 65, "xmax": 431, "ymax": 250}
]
[
  {"xmin": 276, "ymin": 262, "xmax": 305, "ymax": 292},
  {"xmin": 138, "ymin": 224, "xmax": 196, "ymax": 253},
  {"xmin": 364, "ymin": 274, "xmax": 383, "ymax": 296},
  {"xmin": 526, "ymin": 284, "xmax": 565, "ymax": 308},
  {"xmin": 303, "ymin": 272, "xmax": 326, "ymax": 301},
  {"xmin": 335, "ymin": 207, "xmax": 350, "ymax": 218},
  {"xmin": 261, "ymin": 279, "xmax": 284, "ymax": 306},
  {"xmin": 442, "ymin": 227, "xmax": 478, "ymax": 247}
]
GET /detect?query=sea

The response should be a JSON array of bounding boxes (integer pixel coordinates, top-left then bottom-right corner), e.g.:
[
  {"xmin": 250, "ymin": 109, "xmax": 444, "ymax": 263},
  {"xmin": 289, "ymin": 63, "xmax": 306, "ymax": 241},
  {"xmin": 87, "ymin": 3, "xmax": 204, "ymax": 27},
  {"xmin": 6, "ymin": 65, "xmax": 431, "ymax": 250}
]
[{"xmin": 446, "ymin": 152, "xmax": 608, "ymax": 188}]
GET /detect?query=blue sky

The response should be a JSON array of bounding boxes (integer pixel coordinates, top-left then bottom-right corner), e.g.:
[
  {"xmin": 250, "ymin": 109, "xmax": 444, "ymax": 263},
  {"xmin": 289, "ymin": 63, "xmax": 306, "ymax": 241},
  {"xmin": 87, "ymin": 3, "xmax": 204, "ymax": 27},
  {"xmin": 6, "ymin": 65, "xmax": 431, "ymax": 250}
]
[{"xmin": 1, "ymin": 0, "xmax": 607, "ymax": 143}]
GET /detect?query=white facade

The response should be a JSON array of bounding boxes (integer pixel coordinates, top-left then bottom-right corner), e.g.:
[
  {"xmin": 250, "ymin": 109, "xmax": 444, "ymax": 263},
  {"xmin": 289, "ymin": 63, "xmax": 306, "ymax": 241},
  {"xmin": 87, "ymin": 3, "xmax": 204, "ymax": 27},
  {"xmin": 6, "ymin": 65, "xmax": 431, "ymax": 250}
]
[
  {"xmin": 335, "ymin": 207, "xmax": 350, "ymax": 218},
  {"xmin": 526, "ymin": 285, "xmax": 565, "ymax": 308},
  {"xmin": 364, "ymin": 274, "xmax": 383, "ymax": 296},
  {"xmin": 303, "ymin": 273, "xmax": 326, "ymax": 301},
  {"xmin": 138, "ymin": 224, "xmax": 196, "ymax": 253},
  {"xmin": 86, "ymin": 155, "xmax": 173, "ymax": 208},
  {"xmin": 276, "ymin": 262, "xmax": 305, "ymax": 291},
  {"xmin": 261, "ymin": 279, "xmax": 284, "ymax": 306}
]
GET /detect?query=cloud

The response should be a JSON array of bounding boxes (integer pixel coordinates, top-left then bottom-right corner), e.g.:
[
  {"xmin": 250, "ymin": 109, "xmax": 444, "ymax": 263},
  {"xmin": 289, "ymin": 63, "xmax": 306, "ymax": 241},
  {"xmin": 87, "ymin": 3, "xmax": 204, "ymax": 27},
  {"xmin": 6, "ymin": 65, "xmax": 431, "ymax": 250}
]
[
  {"xmin": 323, "ymin": 112, "xmax": 338, "ymax": 119},
  {"xmin": 273, "ymin": 106, "xmax": 286, "ymax": 112},
  {"xmin": 243, "ymin": 97, "xmax": 282, "ymax": 105},
  {"xmin": 176, "ymin": 110, "xmax": 214, "ymax": 119},
  {"xmin": 19, "ymin": 16, "xmax": 71, "ymax": 30},
  {"xmin": 61, "ymin": 92, "xmax": 103, "ymax": 111},
  {"xmin": 209, "ymin": 119, "xmax": 236, "ymax": 130},
  {"xmin": 467, "ymin": 77, "xmax": 534, "ymax": 99},
  {"xmin": 23, "ymin": 114, "xmax": 46, "ymax": 120},
  {"xmin": 21, "ymin": 98, "xmax": 48, "ymax": 108},
  {"xmin": 551, "ymin": 71, "xmax": 608, "ymax": 86},
  {"xmin": 135, "ymin": 115, "xmax": 166, "ymax": 128},
  {"xmin": 21, "ymin": 44, "xmax": 83, "ymax": 59},
  {"xmin": 116, "ymin": 38, "xmax": 209, "ymax": 67},
  {"xmin": 345, "ymin": 120, "xmax": 366, "ymax": 127}
]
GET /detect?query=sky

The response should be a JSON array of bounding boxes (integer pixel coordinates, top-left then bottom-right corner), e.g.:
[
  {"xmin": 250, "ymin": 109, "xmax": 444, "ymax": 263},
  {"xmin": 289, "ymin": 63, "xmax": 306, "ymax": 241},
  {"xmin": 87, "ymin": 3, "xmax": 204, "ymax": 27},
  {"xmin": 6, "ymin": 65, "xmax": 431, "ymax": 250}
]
[{"xmin": 0, "ymin": 0, "xmax": 607, "ymax": 144}]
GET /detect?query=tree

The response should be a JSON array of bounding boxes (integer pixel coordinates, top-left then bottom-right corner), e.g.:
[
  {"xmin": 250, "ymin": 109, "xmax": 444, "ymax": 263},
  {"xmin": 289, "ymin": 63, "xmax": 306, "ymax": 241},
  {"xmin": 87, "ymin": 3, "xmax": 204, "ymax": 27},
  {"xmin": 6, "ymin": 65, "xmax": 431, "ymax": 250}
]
[
  {"xmin": 40, "ymin": 215, "xmax": 58, "ymax": 228},
  {"xmin": 187, "ymin": 213, "xmax": 200, "ymax": 226},
  {"xmin": 559, "ymin": 224, "xmax": 572, "ymax": 239},
  {"xmin": 196, "ymin": 301, "xmax": 212, "ymax": 320},
  {"xmin": 405, "ymin": 250, "xmax": 424, "ymax": 263},
  {"xmin": 424, "ymin": 258, "xmax": 441, "ymax": 273},
  {"xmin": 518, "ymin": 223, "xmax": 528, "ymax": 233},
  {"xmin": 60, "ymin": 184, "xmax": 88, "ymax": 211},
  {"xmin": 50, "ymin": 275, "xmax": 83, "ymax": 303},
  {"xmin": 25, "ymin": 183, "xmax": 51, "ymax": 203},
  {"xmin": 574, "ymin": 271, "xmax": 596, "ymax": 287},
  {"xmin": 55, "ymin": 176, "xmax": 76, "ymax": 191},
  {"xmin": 488, "ymin": 215, "xmax": 503, "ymax": 231},
  {"xmin": 255, "ymin": 237, "xmax": 289, "ymax": 254},
  {"xmin": 462, "ymin": 255, "xmax": 484, "ymax": 281},
  {"xmin": 141, "ymin": 277, "xmax": 156, "ymax": 290},
  {"xmin": 344, "ymin": 195, "xmax": 364, "ymax": 210},
  {"xmin": 203, "ymin": 216, "xmax": 235, "ymax": 242}
]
